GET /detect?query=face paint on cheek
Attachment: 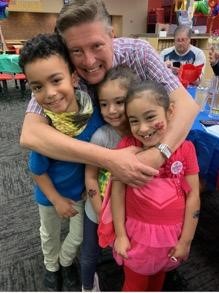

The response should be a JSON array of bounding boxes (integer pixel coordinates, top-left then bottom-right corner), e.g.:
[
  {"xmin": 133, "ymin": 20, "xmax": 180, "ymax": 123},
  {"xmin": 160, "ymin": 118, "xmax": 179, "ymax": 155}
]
[{"xmin": 154, "ymin": 121, "xmax": 165, "ymax": 130}]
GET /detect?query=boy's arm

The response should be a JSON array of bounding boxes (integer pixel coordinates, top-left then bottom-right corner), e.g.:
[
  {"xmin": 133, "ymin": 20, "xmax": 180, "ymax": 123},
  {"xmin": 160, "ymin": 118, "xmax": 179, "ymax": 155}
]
[
  {"xmin": 33, "ymin": 173, "xmax": 77, "ymax": 218},
  {"xmin": 111, "ymin": 180, "xmax": 130, "ymax": 258},
  {"xmin": 85, "ymin": 165, "xmax": 102, "ymax": 221},
  {"xmin": 169, "ymin": 173, "xmax": 200, "ymax": 259}
]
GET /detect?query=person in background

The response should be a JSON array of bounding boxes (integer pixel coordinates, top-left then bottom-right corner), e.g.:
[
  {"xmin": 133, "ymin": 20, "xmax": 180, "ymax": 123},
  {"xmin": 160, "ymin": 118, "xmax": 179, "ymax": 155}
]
[
  {"xmin": 209, "ymin": 46, "xmax": 219, "ymax": 76},
  {"xmin": 20, "ymin": 0, "xmax": 199, "ymax": 198},
  {"xmin": 81, "ymin": 65, "xmax": 138, "ymax": 291},
  {"xmin": 160, "ymin": 25, "xmax": 206, "ymax": 84},
  {"xmin": 99, "ymin": 80, "xmax": 200, "ymax": 291},
  {"xmin": 19, "ymin": 33, "xmax": 103, "ymax": 291}
]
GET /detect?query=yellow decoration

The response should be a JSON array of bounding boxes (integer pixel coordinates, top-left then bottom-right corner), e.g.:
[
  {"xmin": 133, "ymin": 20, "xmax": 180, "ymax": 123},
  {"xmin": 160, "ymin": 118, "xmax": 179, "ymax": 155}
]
[{"xmin": 175, "ymin": 0, "xmax": 188, "ymax": 11}]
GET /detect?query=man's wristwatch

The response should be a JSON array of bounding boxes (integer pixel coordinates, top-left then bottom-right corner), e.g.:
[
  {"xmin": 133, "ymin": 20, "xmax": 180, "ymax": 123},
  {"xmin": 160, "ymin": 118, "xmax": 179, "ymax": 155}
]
[{"xmin": 155, "ymin": 143, "xmax": 172, "ymax": 159}]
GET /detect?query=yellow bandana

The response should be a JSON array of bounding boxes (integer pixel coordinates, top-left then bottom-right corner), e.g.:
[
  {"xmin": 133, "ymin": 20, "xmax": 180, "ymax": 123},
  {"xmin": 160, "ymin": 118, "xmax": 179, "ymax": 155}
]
[{"xmin": 44, "ymin": 90, "xmax": 93, "ymax": 137}]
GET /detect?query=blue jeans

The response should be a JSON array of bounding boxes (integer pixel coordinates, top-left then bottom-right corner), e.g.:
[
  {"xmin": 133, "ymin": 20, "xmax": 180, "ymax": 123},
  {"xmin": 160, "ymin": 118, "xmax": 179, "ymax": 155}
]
[{"xmin": 81, "ymin": 212, "xmax": 101, "ymax": 290}]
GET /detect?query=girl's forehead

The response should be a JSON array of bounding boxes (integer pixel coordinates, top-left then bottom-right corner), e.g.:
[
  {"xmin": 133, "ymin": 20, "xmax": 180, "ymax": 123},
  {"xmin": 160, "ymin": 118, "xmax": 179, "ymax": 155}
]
[
  {"xmin": 100, "ymin": 78, "xmax": 128, "ymax": 92},
  {"xmin": 106, "ymin": 77, "xmax": 127, "ymax": 87},
  {"xmin": 129, "ymin": 90, "xmax": 156, "ymax": 103}
]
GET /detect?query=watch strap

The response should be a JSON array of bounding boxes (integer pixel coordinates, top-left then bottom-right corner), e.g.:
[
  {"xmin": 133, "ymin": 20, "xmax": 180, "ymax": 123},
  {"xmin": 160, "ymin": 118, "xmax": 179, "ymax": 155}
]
[{"xmin": 155, "ymin": 143, "xmax": 172, "ymax": 159}]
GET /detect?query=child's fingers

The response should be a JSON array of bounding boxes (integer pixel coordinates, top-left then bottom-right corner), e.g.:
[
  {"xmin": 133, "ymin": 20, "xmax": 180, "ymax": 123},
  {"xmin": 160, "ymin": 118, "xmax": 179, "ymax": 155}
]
[
  {"xmin": 71, "ymin": 206, "xmax": 78, "ymax": 217},
  {"xmin": 168, "ymin": 247, "xmax": 175, "ymax": 257},
  {"xmin": 120, "ymin": 250, "xmax": 129, "ymax": 259}
]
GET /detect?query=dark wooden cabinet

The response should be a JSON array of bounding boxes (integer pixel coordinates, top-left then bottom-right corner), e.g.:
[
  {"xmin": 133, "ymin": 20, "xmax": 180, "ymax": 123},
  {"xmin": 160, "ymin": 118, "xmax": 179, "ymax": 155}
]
[{"xmin": 147, "ymin": 0, "xmax": 176, "ymax": 33}]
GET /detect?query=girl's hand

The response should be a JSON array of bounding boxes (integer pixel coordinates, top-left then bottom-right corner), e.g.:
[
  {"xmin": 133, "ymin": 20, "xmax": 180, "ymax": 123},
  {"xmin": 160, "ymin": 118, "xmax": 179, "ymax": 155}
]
[
  {"xmin": 168, "ymin": 241, "xmax": 191, "ymax": 262},
  {"xmin": 54, "ymin": 197, "xmax": 78, "ymax": 218},
  {"xmin": 114, "ymin": 235, "xmax": 131, "ymax": 259}
]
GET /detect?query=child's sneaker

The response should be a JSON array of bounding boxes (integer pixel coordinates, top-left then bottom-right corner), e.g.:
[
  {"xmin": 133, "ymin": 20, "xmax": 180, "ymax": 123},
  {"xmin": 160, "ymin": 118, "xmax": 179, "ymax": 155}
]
[
  {"xmin": 61, "ymin": 263, "xmax": 78, "ymax": 291},
  {"xmin": 93, "ymin": 273, "xmax": 100, "ymax": 291},
  {"xmin": 82, "ymin": 273, "xmax": 100, "ymax": 292},
  {"xmin": 43, "ymin": 269, "xmax": 62, "ymax": 291}
]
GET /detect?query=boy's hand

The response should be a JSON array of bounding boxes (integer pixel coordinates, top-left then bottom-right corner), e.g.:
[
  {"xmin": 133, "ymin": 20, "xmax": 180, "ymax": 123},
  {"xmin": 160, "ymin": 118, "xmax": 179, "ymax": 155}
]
[
  {"xmin": 114, "ymin": 235, "xmax": 131, "ymax": 259},
  {"xmin": 54, "ymin": 197, "xmax": 78, "ymax": 218}
]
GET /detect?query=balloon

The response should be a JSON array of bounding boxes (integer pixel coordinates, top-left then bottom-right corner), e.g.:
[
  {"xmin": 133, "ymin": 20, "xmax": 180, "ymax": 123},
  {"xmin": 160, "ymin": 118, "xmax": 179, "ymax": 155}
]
[
  {"xmin": 208, "ymin": 0, "xmax": 218, "ymax": 8},
  {"xmin": 0, "ymin": 0, "xmax": 9, "ymax": 19}
]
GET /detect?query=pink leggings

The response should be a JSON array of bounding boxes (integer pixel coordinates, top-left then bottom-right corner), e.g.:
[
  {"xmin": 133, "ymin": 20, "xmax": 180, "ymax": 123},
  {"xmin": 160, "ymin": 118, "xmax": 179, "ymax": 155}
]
[{"xmin": 122, "ymin": 266, "xmax": 166, "ymax": 291}]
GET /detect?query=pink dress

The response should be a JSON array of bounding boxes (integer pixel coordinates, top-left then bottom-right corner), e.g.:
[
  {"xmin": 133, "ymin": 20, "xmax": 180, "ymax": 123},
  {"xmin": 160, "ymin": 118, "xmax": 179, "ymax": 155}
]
[{"xmin": 98, "ymin": 136, "xmax": 199, "ymax": 275}]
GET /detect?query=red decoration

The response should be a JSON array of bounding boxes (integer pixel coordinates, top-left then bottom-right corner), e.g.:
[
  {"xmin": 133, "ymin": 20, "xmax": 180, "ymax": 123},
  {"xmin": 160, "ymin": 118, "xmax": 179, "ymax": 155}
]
[{"xmin": 178, "ymin": 64, "xmax": 204, "ymax": 88}]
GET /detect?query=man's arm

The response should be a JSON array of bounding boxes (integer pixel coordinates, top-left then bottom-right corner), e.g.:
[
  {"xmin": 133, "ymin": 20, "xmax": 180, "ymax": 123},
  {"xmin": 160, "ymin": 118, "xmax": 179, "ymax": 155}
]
[
  {"xmin": 21, "ymin": 113, "xmax": 158, "ymax": 186},
  {"xmin": 137, "ymin": 85, "xmax": 199, "ymax": 169},
  {"xmin": 164, "ymin": 85, "xmax": 199, "ymax": 150}
]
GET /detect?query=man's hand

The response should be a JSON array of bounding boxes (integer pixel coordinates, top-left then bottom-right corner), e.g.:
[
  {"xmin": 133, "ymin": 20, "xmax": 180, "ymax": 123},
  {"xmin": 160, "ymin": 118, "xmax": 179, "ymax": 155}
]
[
  {"xmin": 165, "ymin": 60, "xmax": 173, "ymax": 68},
  {"xmin": 136, "ymin": 146, "xmax": 165, "ymax": 170},
  {"xmin": 164, "ymin": 60, "xmax": 179, "ymax": 75},
  {"xmin": 171, "ymin": 66, "xmax": 180, "ymax": 76},
  {"xmin": 108, "ymin": 147, "xmax": 159, "ymax": 187}
]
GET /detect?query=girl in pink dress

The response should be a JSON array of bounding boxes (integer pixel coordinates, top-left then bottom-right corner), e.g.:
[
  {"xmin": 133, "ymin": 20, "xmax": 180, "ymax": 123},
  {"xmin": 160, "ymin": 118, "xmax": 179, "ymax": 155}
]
[{"xmin": 98, "ymin": 80, "xmax": 200, "ymax": 291}]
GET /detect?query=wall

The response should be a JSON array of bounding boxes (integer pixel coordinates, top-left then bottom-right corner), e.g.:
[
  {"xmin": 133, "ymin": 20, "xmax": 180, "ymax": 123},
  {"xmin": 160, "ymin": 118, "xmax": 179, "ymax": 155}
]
[
  {"xmin": 3, "ymin": 0, "xmax": 148, "ymax": 40},
  {"xmin": 104, "ymin": 0, "xmax": 148, "ymax": 36},
  {"xmin": 147, "ymin": 0, "xmax": 162, "ymax": 11},
  {"xmin": 8, "ymin": 0, "xmax": 62, "ymax": 13},
  {"xmin": 1, "ymin": 12, "xmax": 57, "ymax": 40}
]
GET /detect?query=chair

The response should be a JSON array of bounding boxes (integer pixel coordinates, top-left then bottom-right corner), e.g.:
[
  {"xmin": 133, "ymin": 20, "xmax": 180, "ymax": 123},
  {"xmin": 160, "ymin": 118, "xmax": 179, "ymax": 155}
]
[
  {"xmin": 14, "ymin": 73, "xmax": 26, "ymax": 91},
  {"xmin": 0, "ymin": 73, "xmax": 13, "ymax": 92}
]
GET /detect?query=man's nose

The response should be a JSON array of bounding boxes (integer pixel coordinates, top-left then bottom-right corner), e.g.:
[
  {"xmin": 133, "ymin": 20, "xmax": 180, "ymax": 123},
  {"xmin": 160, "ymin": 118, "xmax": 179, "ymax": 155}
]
[{"xmin": 83, "ymin": 50, "xmax": 96, "ymax": 67}]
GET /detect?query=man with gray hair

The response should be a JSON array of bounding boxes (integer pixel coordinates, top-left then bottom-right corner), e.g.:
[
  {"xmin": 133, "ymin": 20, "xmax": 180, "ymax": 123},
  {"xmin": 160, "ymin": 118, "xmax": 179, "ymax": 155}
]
[{"xmin": 160, "ymin": 25, "xmax": 206, "ymax": 84}]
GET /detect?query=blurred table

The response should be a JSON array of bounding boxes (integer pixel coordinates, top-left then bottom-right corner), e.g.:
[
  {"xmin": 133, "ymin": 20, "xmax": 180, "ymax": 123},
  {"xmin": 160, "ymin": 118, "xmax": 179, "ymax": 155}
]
[
  {"xmin": 0, "ymin": 54, "xmax": 26, "ymax": 91},
  {"xmin": 12, "ymin": 45, "xmax": 23, "ymax": 54},
  {"xmin": 187, "ymin": 110, "xmax": 219, "ymax": 190},
  {"xmin": 0, "ymin": 53, "xmax": 22, "ymax": 73}
]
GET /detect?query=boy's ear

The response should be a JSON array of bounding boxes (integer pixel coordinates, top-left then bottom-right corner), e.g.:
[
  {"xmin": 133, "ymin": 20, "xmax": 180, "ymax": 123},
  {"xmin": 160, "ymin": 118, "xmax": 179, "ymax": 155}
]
[{"xmin": 72, "ymin": 72, "xmax": 79, "ymax": 87}]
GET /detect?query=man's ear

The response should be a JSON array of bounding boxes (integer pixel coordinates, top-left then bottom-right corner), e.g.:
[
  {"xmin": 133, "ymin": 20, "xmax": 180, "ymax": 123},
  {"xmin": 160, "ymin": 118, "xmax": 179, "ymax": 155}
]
[
  {"xmin": 110, "ymin": 28, "xmax": 115, "ymax": 38},
  {"xmin": 72, "ymin": 72, "xmax": 79, "ymax": 87},
  {"xmin": 167, "ymin": 102, "xmax": 175, "ymax": 120}
]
